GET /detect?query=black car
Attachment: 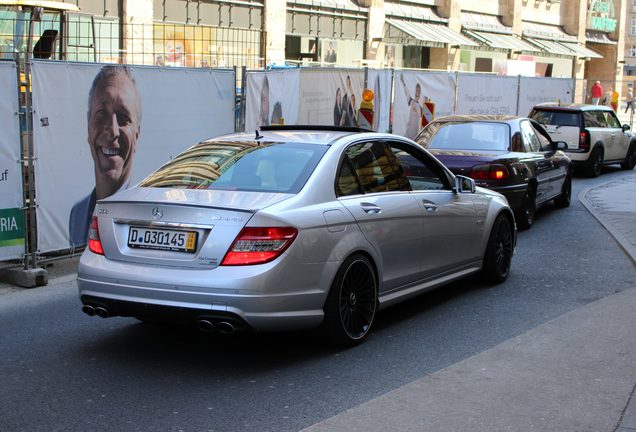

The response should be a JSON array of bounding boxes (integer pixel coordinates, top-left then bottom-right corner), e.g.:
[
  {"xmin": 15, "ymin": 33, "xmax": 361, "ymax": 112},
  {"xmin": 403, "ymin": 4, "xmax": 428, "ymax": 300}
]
[{"xmin": 416, "ymin": 115, "xmax": 572, "ymax": 229}]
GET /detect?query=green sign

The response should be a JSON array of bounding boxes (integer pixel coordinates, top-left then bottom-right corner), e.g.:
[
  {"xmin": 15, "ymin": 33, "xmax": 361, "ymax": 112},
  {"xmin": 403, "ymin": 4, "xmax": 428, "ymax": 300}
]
[
  {"xmin": 588, "ymin": 0, "xmax": 617, "ymax": 32},
  {"xmin": 0, "ymin": 207, "xmax": 25, "ymax": 247}
]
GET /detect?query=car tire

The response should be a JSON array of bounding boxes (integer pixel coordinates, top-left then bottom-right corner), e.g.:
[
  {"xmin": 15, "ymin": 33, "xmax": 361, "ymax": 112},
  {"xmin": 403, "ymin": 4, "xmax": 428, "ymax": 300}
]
[
  {"xmin": 516, "ymin": 185, "xmax": 536, "ymax": 230},
  {"xmin": 554, "ymin": 169, "xmax": 572, "ymax": 208},
  {"xmin": 620, "ymin": 144, "xmax": 636, "ymax": 170},
  {"xmin": 322, "ymin": 254, "xmax": 378, "ymax": 346},
  {"xmin": 585, "ymin": 147, "xmax": 604, "ymax": 177},
  {"xmin": 481, "ymin": 214, "xmax": 514, "ymax": 284}
]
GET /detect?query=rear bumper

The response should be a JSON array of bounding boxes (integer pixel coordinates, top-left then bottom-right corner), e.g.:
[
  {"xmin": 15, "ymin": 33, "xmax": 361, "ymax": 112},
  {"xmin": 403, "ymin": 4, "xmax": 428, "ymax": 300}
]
[
  {"xmin": 478, "ymin": 183, "xmax": 526, "ymax": 213},
  {"xmin": 78, "ymin": 249, "xmax": 338, "ymax": 331}
]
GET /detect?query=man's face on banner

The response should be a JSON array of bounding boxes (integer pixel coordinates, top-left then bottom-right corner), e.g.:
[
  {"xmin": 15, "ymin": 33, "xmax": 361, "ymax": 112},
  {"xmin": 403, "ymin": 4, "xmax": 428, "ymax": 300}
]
[{"xmin": 87, "ymin": 73, "xmax": 140, "ymax": 195}]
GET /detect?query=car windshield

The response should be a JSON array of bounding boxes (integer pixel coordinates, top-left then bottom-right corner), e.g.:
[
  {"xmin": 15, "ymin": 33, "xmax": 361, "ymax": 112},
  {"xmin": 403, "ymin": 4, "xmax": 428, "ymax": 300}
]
[
  {"xmin": 529, "ymin": 110, "xmax": 580, "ymax": 127},
  {"xmin": 139, "ymin": 141, "xmax": 328, "ymax": 193},
  {"xmin": 419, "ymin": 122, "xmax": 510, "ymax": 151}
]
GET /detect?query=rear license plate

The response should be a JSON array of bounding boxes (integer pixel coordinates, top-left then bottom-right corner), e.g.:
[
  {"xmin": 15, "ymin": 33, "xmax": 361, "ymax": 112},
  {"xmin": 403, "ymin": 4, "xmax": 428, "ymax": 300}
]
[{"xmin": 128, "ymin": 227, "xmax": 198, "ymax": 253}]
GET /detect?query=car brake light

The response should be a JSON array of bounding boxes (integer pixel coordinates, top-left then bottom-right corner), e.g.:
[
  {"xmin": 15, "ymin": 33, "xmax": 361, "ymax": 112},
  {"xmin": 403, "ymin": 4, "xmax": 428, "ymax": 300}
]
[
  {"xmin": 580, "ymin": 131, "xmax": 590, "ymax": 151},
  {"xmin": 88, "ymin": 216, "xmax": 104, "ymax": 255},
  {"xmin": 470, "ymin": 164, "xmax": 509, "ymax": 181},
  {"xmin": 221, "ymin": 227, "xmax": 298, "ymax": 266}
]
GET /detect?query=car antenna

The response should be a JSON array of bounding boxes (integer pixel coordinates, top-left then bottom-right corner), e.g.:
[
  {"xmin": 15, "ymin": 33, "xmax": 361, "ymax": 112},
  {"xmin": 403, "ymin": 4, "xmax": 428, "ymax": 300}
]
[{"xmin": 255, "ymin": 129, "xmax": 264, "ymax": 140}]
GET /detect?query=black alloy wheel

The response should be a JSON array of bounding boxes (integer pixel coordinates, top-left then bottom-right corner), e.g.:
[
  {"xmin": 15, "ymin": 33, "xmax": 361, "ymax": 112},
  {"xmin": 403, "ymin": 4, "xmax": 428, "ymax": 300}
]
[
  {"xmin": 621, "ymin": 145, "xmax": 636, "ymax": 170},
  {"xmin": 516, "ymin": 186, "xmax": 536, "ymax": 230},
  {"xmin": 554, "ymin": 170, "xmax": 572, "ymax": 208},
  {"xmin": 481, "ymin": 215, "xmax": 514, "ymax": 283},
  {"xmin": 323, "ymin": 254, "xmax": 378, "ymax": 346},
  {"xmin": 586, "ymin": 147, "xmax": 604, "ymax": 177}
]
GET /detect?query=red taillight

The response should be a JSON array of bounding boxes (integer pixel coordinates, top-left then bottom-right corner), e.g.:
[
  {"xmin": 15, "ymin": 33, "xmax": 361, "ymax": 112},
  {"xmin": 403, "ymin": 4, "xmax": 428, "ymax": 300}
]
[
  {"xmin": 221, "ymin": 227, "xmax": 298, "ymax": 266},
  {"xmin": 470, "ymin": 164, "xmax": 510, "ymax": 181},
  {"xmin": 579, "ymin": 130, "xmax": 590, "ymax": 151},
  {"xmin": 88, "ymin": 216, "xmax": 104, "ymax": 255}
]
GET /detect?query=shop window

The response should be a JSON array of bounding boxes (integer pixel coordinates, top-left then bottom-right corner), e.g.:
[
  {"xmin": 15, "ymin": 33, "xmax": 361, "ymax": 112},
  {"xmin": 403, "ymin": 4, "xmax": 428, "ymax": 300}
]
[
  {"xmin": 475, "ymin": 57, "xmax": 492, "ymax": 72},
  {"xmin": 403, "ymin": 46, "xmax": 429, "ymax": 69}
]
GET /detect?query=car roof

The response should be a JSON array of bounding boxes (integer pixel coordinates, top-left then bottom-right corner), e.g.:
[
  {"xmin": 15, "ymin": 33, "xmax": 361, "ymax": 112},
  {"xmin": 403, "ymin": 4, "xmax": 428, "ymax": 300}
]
[
  {"xmin": 532, "ymin": 103, "xmax": 613, "ymax": 112},
  {"xmin": 200, "ymin": 127, "xmax": 408, "ymax": 147},
  {"xmin": 431, "ymin": 115, "xmax": 523, "ymax": 124}
]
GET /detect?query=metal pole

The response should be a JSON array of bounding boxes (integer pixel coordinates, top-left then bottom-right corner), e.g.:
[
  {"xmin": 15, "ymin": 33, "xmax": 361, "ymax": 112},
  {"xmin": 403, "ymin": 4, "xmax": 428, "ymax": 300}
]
[
  {"xmin": 388, "ymin": 68, "xmax": 394, "ymax": 133},
  {"xmin": 23, "ymin": 12, "xmax": 38, "ymax": 270},
  {"xmin": 240, "ymin": 66, "xmax": 247, "ymax": 132}
]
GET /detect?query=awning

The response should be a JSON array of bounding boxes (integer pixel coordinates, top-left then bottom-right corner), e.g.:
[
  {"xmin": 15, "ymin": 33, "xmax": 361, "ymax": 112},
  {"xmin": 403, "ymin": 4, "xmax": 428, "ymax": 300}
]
[
  {"xmin": 384, "ymin": 2, "xmax": 446, "ymax": 23},
  {"xmin": 289, "ymin": 0, "xmax": 366, "ymax": 12},
  {"xmin": 522, "ymin": 21, "xmax": 578, "ymax": 42},
  {"xmin": 560, "ymin": 42, "xmax": 603, "ymax": 59},
  {"xmin": 586, "ymin": 31, "xmax": 617, "ymax": 45},
  {"xmin": 525, "ymin": 38, "xmax": 576, "ymax": 57},
  {"xmin": 461, "ymin": 12, "xmax": 511, "ymax": 33},
  {"xmin": 385, "ymin": 18, "xmax": 479, "ymax": 48},
  {"xmin": 464, "ymin": 30, "xmax": 542, "ymax": 53}
]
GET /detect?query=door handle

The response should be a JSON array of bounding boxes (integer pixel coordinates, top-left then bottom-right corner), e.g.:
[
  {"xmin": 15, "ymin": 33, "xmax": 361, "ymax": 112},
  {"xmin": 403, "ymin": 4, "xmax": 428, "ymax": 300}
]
[
  {"xmin": 422, "ymin": 200, "xmax": 438, "ymax": 212},
  {"xmin": 360, "ymin": 202, "xmax": 382, "ymax": 214}
]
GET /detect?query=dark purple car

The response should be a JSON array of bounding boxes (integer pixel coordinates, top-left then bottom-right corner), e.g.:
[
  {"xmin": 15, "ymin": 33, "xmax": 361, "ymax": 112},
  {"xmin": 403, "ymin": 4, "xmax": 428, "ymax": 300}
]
[{"xmin": 416, "ymin": 115, "xmax": 572, "ymax": 229}]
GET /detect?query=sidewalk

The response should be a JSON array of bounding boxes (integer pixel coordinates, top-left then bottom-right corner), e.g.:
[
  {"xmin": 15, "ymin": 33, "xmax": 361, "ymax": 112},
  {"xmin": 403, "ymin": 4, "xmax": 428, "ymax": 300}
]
[{"xmin": 302, "ymin": 175, "xmax": 636, "ymax": 432}]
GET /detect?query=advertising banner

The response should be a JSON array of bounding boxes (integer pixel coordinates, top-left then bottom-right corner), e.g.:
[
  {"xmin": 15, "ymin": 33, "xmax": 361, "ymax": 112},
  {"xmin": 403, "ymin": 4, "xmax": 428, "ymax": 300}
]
[
  {"xmin": 392, "ymin": 71, "xmax": 457, "ymax": 140},
  {"xmin": 518, "ymin": 77, "xmax": 574, "ymax": 117},
  {"xmin": 31, "ymin": 61, "xmax": 235, "ymax": 252},
  {"xmin": 367, "ymin": 69, "xmax": 392, "ymax": 133},
  {"xmin": 0, "ymin": 61, "xmax": 25, "ymax": 260},
  {"xmin": 298, "ymin": 69, "xmax": 365, "ymax": 127},
  {"xmin": 244, "ymin": 69, "xmax": 300, "ymax": 131},
  {"xmin": 456, "ymin": 73, "xmax": 518, "ymax": 117}
]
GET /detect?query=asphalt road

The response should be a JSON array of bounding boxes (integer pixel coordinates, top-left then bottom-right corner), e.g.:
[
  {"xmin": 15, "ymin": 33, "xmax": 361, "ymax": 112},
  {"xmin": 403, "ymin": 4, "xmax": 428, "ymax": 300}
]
[{"xmin": 1, "ymin": 168, "xmax": 635, "ymax": 432}]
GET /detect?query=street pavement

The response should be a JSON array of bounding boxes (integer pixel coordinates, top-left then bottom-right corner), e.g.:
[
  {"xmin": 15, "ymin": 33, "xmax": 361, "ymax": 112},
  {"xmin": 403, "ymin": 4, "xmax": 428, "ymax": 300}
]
[
  {"xmin": 302, "ymin": 175, "xmax": 636, "ymax": 432},
  {"xmin": 2, "ymin": 174, "xmax": 635, "ymax": 432}
]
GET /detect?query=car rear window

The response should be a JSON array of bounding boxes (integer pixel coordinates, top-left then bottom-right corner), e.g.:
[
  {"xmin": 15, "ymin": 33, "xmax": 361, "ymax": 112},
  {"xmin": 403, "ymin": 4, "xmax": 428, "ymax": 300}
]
[
  {"xmin": 529, "ymin": 109, "xmax": 581, "ymax": 128},
  {"xmin": 419, "ymin": 122, "xmax": 510, "ymax": 151},
  {"xmin": 139, "ymin": 141, "xmax": 328, "ymax": 193}
]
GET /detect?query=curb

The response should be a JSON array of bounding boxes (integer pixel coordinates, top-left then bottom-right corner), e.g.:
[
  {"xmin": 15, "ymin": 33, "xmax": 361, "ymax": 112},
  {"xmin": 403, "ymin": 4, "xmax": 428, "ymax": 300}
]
[{"xmin": 578, "ymin": 177, "xmax": 636, "ymax": 265}]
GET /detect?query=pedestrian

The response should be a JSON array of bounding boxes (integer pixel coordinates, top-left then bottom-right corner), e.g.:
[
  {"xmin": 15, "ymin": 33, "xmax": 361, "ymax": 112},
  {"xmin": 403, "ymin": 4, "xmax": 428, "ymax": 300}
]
[
  {"xmin": 591, "ymin": 81, "xmax": 603, "ymax": 105},
  {"xmin": 626, "ymin": 88, "xmax": 634, "ymax": 114}
]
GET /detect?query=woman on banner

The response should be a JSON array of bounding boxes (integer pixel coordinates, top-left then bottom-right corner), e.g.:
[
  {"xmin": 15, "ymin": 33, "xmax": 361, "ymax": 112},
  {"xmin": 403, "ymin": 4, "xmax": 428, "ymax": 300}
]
[
  {"xmin": 334, "ymin": 87, "xmax": 345, "ymax": 126},
  {"xmin": 400, "ymin": 74, "xmax": 423, "ymax": 140}
]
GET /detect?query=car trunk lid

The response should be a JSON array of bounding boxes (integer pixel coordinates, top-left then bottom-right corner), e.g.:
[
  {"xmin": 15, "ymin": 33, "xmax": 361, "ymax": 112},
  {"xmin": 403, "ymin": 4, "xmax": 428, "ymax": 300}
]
[{"xmin": 94, "ymin": 187, "xmax": 293, "ymax": 269}]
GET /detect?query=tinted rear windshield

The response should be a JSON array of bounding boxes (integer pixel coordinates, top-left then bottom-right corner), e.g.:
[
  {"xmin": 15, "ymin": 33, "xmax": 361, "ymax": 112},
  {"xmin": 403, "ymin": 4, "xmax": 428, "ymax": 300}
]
[
  {"xmin": 529, "ymin": 109, "xmax": 581, "ymax": 127},
  {"xmin": 419, "ymin": 122, "xmax": 510, "ymax": 151},
  {"xmin": 139, "ymin": 141, "xmax": 328, "ymax": 193}
]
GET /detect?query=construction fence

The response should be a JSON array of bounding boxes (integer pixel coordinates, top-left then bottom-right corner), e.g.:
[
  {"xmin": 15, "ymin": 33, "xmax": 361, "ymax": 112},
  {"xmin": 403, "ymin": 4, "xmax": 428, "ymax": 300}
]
[{"xmin": 4, "ymin": 55, "xmax": 625, "ymax": 271}]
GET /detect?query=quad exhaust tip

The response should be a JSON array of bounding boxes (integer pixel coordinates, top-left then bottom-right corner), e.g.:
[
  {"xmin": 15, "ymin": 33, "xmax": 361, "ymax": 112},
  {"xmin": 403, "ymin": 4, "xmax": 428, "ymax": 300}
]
[
  {"xmin": 196, "ymin": 319, "xmax": 237, "ymax": 334},
  {"xmin": 82, "ymin": 305, "xmax": 110, "ymax": 318}
]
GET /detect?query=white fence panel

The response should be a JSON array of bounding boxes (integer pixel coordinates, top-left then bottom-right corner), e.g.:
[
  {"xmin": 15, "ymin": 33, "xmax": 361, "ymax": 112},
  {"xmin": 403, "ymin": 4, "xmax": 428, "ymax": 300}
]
[
  {"xmin": 32, "ymin": 61, "xmax": 235, "ymax": 252},
  {"xmin": 0, "ymin": 61, "xmax": 25, "ymax": 260}
]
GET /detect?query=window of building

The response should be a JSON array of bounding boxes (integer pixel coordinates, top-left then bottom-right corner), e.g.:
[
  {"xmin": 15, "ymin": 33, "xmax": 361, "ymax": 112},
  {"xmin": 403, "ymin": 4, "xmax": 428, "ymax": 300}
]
[{"xmin": 632, "ymin": 17, "xmax": 636, "ymax": 35}]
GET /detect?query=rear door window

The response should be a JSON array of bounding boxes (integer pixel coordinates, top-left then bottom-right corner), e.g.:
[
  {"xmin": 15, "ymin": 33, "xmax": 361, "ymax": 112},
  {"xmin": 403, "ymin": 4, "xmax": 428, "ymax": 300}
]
[
  {"xmin": 336, "ymin": 141, "xmax": 410, "ymax": 196},
  {"xmin": 583, "ymin": 111, "xmax": 607, "ymax": 128}
]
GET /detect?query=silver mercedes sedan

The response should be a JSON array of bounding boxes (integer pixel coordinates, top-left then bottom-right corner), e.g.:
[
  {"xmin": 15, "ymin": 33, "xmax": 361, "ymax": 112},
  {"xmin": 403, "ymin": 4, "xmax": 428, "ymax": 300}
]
[{"xmin": 78, "ymin": 126, "xmax": 516, "ymax": 346}]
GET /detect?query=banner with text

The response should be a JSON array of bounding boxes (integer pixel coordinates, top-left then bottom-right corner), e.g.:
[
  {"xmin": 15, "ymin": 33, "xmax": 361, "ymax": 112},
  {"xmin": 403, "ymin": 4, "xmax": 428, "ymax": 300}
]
[
  {"xmin": 298, "ymin": 69, "xmax": 365, "ymax": 127},
  {"xmin": 392, "ymin": 71, "xmax": 457, "ymax": 140},
  {"xmin": 518, "ymin": 77, "xmax": 574, "ymax": 117},
  {"xmin": 0, "ymin": 61, "xmax": 25, "ymax": 260},
  {"xmin": 244, "ymin": 70, "xmax": 300, "ymax": 131},
  {"xmin": 32, "ymin": 61, "xmax": 236, "ymax": 252},
  {"xmin": 456, "ymin": 73, "xmax": 518, "ymax": 117}
]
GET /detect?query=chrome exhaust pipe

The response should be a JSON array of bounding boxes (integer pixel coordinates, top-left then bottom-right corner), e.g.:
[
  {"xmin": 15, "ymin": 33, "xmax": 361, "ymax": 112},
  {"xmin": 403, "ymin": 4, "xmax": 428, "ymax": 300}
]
[
  {"xmin": 217, "ymin": 321, "xmax": 235, "ymax": 334},
  {"xmin": 197, "ymin": 319, "xmax": 216, "ymax": 333},
  {"xmin": 94, "ymin": 307, "xmax": 110, "ymax": 318},
  {"xmin": 82, "ymin": 305, "xmax": 96, "ymax": 316}
]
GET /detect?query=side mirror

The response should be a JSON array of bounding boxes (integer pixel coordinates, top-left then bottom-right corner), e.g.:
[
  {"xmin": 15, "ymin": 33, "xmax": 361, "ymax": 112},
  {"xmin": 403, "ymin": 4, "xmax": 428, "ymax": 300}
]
[
  {"xmin": 623, "ymin": 124, "xmax": 631, "ymax": 132},
  {"xmin": 454, "ymin": 175, "xmax": 476, "ymax": 194},
  {"xmin": 555, "ymin": 141, "xmax": 568, "ymax": 151}
]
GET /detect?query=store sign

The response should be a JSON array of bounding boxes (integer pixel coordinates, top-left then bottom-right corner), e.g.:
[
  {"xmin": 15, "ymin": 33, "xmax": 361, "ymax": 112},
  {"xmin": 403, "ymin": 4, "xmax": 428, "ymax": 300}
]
[{"xmin": 587, "ymin": 0, "xmax": 617, "ymax": 32}]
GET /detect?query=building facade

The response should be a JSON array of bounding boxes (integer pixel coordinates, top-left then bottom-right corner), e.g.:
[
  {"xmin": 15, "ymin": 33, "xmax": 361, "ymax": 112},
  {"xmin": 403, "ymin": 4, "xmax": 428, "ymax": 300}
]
[{"xmin": 2, "ymin": 0, "xmax": 626, "ymax": 99}]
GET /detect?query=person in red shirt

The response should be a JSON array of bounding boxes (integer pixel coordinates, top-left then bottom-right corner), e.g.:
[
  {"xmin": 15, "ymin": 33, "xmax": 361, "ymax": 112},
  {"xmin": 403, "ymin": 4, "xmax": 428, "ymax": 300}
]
[{"xmin": 591, "ymin": 81, "xmax": 603, "ymax": 105}]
